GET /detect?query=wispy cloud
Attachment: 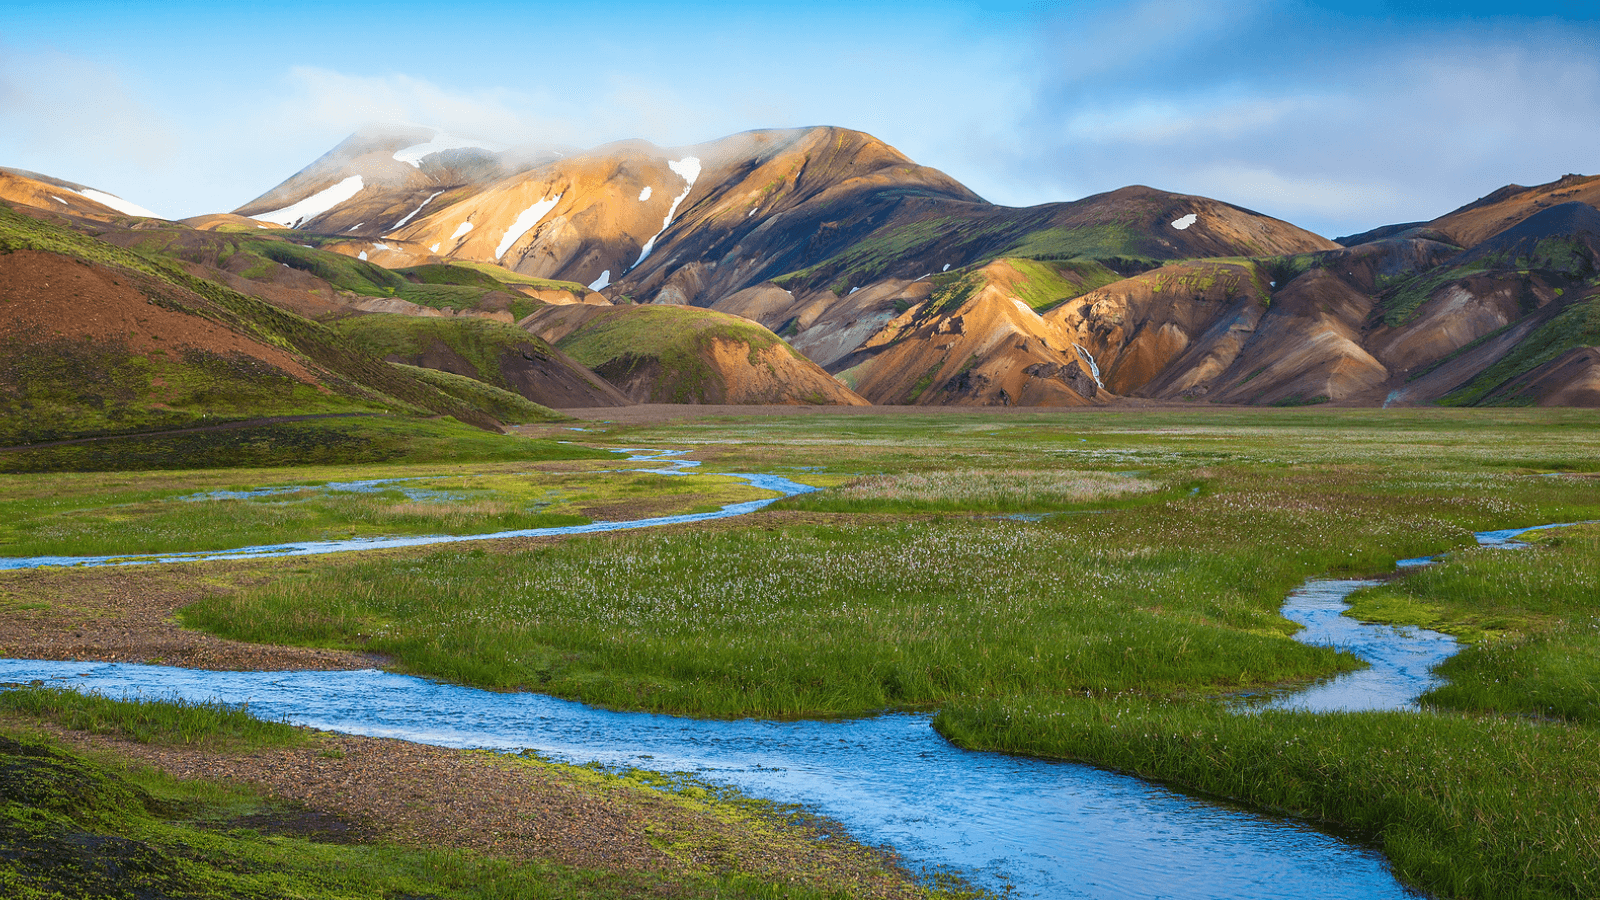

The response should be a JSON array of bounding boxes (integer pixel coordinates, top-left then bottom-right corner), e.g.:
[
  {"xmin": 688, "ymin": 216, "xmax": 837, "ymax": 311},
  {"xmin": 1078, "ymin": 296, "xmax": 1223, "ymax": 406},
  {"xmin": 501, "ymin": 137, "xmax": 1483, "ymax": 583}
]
[{"xmin": 984, "ymin": 3, "xmax": 1600, "ymax": 235}]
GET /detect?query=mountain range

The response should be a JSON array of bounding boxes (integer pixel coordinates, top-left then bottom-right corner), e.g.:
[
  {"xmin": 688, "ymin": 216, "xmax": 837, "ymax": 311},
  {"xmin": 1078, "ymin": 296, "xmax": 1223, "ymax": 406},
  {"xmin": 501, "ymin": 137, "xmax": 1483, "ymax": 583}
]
[{"xmin": 2, "ymin": 123, "xmax": 1596, "ymax": 451}]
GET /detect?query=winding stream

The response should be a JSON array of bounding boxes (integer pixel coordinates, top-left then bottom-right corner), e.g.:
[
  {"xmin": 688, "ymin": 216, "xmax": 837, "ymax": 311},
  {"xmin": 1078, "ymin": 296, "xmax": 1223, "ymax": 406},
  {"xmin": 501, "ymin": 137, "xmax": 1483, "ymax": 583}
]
[
  {"xmin": 0, "ymin": 659, "xmax": 1416, "ymax": 899},
  {"xmin": 0, "ymin": 450, "xmax": 813, "ymax": 571},
  {"xmin": 1259, "ymin": 522, "xmax": 1578, "ymax": 713},
  {"xmin": 0, "ymin": 450, "xmax": 1579, "ymax": 897}
]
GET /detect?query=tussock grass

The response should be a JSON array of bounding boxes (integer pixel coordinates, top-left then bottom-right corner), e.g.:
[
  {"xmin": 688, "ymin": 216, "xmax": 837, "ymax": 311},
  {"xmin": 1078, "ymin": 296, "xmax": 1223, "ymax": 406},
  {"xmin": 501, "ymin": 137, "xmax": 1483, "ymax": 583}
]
[
  {"xmin": 0, "ymin": 460, "xmax": 774, "ymax": 557},
  {"xmin": 935, "ymin": 696, "xmax": 1600, "ymax": 900},
  {"xmin": 394, "ymin": 364, "xmax": 564, "ymax": 425},
  {"xmin": 0, "ymin": 416, "xmax": 612, "ymax": 475},
  {"xmin": 787, "ymin": 468, "xmax": 1157, "ymax": 513},
  {"xmin": 1349, "ymin": 524, "xmax": 1600, "ymax": 725},
  {"xmin": 24, "ymin": 406, "xmax": 1600, "ymax": 899},
  {"xmin": 184, "ymin": 518, "xmax": 1372, "ymax": 717},
  {"xmin": 0, "ymin": 685, "xmax": 304, "ymax": 750}
]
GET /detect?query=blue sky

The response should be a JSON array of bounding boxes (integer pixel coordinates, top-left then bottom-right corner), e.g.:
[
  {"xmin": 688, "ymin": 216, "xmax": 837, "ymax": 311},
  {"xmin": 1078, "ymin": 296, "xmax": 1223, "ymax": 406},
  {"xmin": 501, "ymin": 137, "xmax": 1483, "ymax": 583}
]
[{"xmin": 2, "ymin": 0, "xmax": 1596, "ymax": 237}]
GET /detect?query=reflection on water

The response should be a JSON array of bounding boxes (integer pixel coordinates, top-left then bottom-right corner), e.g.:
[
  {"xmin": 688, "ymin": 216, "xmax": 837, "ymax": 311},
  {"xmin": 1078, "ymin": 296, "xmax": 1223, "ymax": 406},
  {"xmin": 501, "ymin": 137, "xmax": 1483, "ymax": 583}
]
[
  {"xmin": 1259, "ymin": 577, "xmax": 1455, "ymax": 713},
  {"xmin": 0, "ymin": 659, "xmax": 1417, "ymax": 900}
]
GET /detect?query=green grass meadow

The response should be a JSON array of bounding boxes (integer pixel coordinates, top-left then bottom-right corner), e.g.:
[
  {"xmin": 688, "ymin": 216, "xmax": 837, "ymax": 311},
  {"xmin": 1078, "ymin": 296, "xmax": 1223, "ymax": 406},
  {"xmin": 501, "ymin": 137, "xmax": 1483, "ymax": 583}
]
[{"xmin": 6, "ymin": 406, "xmax": 1600, "ymax": 898}]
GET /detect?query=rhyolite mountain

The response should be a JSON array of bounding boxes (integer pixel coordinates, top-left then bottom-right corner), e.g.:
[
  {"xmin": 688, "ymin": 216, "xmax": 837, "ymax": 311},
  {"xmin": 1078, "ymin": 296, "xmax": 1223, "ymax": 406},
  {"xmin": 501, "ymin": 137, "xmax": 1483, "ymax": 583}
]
[
  {"xmin": 230, "ymin": 125, "xmax": 1600, "ymax": 407},
  {"xmin": 3, "ymin": 125, "xmax": 1597, "ymax": 412}
]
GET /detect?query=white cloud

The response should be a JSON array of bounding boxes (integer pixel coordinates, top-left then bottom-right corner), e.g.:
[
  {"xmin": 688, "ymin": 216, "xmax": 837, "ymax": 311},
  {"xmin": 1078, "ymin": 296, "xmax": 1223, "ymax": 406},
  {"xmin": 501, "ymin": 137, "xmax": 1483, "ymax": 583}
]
[
  {"xmin": 1183, "ymin": 164, "xmax": 1399, "ymax": 220},
  {"xmin": 999, "ymin": 10, "xmax": 1600, "ymax": 236},
  {"xmin": 3, "ymin": 3, "xmax": 1597, "ymax": 238}
]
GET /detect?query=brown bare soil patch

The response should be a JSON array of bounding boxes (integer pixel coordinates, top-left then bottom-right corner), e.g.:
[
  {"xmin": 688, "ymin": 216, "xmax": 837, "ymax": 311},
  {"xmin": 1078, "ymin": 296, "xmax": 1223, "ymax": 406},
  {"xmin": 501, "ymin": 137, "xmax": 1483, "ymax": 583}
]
[
  {"xmin": 0, "ymin": 249, "xmax": 319, "ymax": 385},
  {"xmin": 11, "ymin": 719, "xmax": 929, "ymax": 899},
  {"xmin": 0, "ymin": 562, "xmax": 377, "ymax": 671}
]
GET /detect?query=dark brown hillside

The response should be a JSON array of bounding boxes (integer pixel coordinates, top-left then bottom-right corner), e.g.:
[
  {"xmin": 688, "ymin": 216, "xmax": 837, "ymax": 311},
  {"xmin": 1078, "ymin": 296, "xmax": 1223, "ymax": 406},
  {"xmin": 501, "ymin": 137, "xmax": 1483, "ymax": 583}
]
[
  {"xmin": 1425, "ymin": 173, "xmax": 1600, "ymax": 249},
  {"xmin": 0, "ymin": 207, "xmax": 520, "ymax": 443}
]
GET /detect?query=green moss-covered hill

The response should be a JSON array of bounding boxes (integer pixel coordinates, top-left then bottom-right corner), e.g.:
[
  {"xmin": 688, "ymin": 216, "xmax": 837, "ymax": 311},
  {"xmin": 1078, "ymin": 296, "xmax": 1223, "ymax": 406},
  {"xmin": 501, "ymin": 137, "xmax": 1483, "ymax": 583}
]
[
  {"xmin": 0, "ymin": 203, "xmax": 611, "ymax": 469},
  {"xmin": 522, "ymin": 304, "xmax": 866, "ymax": 405},
  {"xmin": 333, "ymin": 314, "xmax": 630, "ymax": 409}
]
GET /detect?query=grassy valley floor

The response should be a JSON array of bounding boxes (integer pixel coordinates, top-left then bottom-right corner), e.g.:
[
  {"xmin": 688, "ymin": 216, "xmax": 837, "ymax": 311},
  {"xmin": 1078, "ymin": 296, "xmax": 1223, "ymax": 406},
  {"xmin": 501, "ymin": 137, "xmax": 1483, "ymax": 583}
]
[{"xmin": 3, "ymin": 407, "xmax": 1599, "ymax": 898}]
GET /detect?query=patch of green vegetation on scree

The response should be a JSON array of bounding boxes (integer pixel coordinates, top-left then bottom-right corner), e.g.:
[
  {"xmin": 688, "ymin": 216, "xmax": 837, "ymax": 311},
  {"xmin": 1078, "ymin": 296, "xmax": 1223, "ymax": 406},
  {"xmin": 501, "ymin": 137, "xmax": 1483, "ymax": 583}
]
[
  {"xmin": 444, "ymin": 260, "xmax": 591, "ymax": 294},
  {"xmin": 554, "ymin": 306, "xmax": 800, "ymax": 402},
  {"xmin": 996, "ymin": 224, "xmax": 1149, "ymax": 263},
  {"xmin": 393, "ymin": 364, "xmax": 562, "ymax": 425},
  {"xmin": 330, "ymin": 313, "xmax": 569, "ymax": 405},
  {"xmin": 1003, "ymin": 258, "xmax": 1125, "ymax": 311},
  {"xmin": 1441, "ymin": 297, "xmax": 1600, "ymax": 406},
  {"xmin": 249, "ymin": 240, "xmax": 408, "ymax": 296}
]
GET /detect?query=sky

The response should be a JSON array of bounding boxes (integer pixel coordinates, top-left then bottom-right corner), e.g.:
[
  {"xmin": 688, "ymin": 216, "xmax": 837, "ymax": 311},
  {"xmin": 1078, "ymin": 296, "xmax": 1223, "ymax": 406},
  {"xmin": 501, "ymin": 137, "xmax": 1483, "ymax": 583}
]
[{"xmin": 1, "ymin": 0, "xmax": 1597, "ymax": 237}]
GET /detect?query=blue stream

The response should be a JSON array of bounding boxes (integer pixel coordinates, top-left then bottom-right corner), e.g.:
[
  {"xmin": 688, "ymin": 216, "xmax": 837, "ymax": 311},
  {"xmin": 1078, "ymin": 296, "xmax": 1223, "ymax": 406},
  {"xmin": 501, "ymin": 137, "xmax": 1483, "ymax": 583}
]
[
  {"xmin": 0, "ymin": 452, "xmax": 1580, "ymax": 897},
  {"xmin": 0, "ymin": 450, "xmax": 812, "ymax": 571}
]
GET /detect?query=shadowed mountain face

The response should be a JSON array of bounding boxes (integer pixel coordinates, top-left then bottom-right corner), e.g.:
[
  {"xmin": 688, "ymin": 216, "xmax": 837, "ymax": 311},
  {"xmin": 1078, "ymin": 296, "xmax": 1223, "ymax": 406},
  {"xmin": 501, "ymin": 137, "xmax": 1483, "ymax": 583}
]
[{"xmin": 0, "ymin": 204, "xmax": 555, "ymax": 446}]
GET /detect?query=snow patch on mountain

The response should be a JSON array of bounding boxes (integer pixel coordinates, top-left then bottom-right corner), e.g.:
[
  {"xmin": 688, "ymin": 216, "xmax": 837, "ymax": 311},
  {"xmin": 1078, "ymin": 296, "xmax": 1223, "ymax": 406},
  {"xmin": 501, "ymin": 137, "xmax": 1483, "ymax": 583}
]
[
  {"xmin": 358, "ymin": 251, "xmax": 368, "ymax": 261},
  {"xmin": 629, "ymin": 157, "xmax": 701, "ymax": 270},
  {"xmin": 77, "ymin": 188, "xmax": 162, "ymax": 219},
  {"xmin": 639, "ymin": 186, "xmax": 652, "ymax": 201},
  {"xmin": 393, "ymin": 191, "xmax": 443, "ymax": 229},
  {"xmin": 255, "ymin": 176, "xmax": 365, "ymax": 228},
  {"xmin": 496, "ymin": 193, "xmax": 563, "ymax": 261},
  {"xmin": 430, "ymin": 243, "xmax": 441, "ymax": 253},
  {"xmin": 589, "ymin": 270, "xmax": 611, "ymax": 291},
  {"xmin": 1171, "ymin": 213, "xmax": 1198, "ymax": 230},
  {"xmin": 393, "ymin": 133, "xmax": 504, "ymax": 168},
  {"xmin": 450, "ymin": 221, "xmax": 474, "ymax": 240}
]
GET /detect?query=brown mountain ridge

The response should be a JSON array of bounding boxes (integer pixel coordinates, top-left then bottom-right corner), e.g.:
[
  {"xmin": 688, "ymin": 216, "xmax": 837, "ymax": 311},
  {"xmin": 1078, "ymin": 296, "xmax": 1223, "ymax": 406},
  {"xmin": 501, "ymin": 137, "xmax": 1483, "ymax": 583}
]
[{"xmin": 5, "ymin": 125, "xmax": 1598, "ymax": 411}]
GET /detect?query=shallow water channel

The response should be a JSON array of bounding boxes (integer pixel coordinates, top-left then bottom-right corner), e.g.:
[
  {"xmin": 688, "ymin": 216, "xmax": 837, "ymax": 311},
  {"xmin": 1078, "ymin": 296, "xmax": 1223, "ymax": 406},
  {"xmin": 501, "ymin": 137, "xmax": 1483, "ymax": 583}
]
[
  {"xmin": 0, "ymin": 659, "xmax": 1415, "ymax": 899},
  {"xmin": 0, "ymin": 450, "xmax": 812, "ymax": 571},
  {"xmin": 0, "ymin": 449, "xmax": 1577, "ymax": 897}
]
